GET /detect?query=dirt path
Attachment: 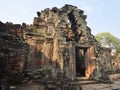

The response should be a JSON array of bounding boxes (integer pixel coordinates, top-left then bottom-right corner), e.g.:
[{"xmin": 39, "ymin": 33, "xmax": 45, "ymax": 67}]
[{"xmin": 81, "ymin": 79, "xmax": 120, "ymax": 90}]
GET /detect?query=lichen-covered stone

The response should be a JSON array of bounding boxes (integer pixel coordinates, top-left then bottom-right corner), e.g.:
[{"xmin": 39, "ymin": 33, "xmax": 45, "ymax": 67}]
[{"xmin": 0, "ymin": 4, "xmax": 114, "ymax": 90}]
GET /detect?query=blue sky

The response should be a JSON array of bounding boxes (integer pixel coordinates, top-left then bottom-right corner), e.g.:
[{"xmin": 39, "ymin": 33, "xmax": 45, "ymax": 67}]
[{"xmin": 0, "ymin": 0, "xmax": 120, "ymax": 38}]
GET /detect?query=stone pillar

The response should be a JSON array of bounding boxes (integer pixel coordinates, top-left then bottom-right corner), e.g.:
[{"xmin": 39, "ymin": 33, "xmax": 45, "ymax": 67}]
[{"xmin": 68, "ymin": 41, "xmax": 75, "ymax": 79}]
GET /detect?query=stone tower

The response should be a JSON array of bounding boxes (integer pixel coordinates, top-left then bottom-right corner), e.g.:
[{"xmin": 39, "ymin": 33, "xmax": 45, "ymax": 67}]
[
  {"xmin": 23, "ymin": 4, "xmax": 107, "ymax": 79},
  {"xmin": 0, "ymin": 4, "xmax": 112, "ymax": 90}
]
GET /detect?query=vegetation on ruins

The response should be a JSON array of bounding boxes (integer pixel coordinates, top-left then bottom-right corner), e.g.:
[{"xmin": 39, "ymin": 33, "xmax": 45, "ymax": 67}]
[
  {"xmin": 95, "ymin": 32, "xmax": 120, "ymax": 55},
  {"xmin": 33, "ymin": 25, "xmax": 37, "ymax": 32},
  {"xmin": 0, "ymin": 4, "xmax": 119, "ymax": 90}
]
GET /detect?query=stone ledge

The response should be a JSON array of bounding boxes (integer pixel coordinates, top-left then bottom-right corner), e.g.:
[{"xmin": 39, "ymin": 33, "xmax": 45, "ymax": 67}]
[{"xmin": 109, "ymin": 74, "xmax": 120, "ymax": 80}]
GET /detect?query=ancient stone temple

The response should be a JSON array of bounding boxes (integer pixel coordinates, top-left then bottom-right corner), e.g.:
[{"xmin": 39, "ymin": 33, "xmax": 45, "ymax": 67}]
[{"xmin": 0, "ymin": 5, "xmax": 113, "ymax": 90}]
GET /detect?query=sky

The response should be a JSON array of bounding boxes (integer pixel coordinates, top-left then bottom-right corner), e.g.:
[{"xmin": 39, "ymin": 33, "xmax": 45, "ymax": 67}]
[{"xmin": 0, "ymin": 0, "xmax": 120, "ymax": 38}]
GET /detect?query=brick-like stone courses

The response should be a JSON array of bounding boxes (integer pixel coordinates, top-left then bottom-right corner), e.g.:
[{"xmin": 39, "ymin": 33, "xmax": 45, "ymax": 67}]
[
  {"xmin": 0, "ymin": 22, "xmax": 29, "ymax": 83},
  {"xmin": 0, "ymin": 5, "xmax": 115, "ymax": 90}
]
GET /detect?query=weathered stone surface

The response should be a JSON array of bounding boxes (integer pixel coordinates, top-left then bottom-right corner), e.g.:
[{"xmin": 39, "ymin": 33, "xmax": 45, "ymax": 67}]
[
  {"xmin": 0, "ymin": 4, "xmax": 116, "ymax": 90},
  {"xmin": 81, "ymin": 79, "xmax": 120, "ymax": 90}
]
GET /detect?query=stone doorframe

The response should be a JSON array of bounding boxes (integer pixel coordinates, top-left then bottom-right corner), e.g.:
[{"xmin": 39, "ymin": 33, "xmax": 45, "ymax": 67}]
[{"xmin": 73, "ymin": 45, "xmax": 90, "ymax": 78}]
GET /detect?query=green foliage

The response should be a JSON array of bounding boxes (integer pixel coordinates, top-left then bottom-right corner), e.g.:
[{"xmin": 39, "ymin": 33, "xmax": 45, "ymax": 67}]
[
  {"xmin": 116, "ymin": 46, "xmax": 120, "ymax": 55},
  {"xmin": 95, "ymin": 32, "xmax": 120, "ymax": 55},
  {"xmin": 33, "ymin": 25, "xmax": 37, "ymax": 32}
]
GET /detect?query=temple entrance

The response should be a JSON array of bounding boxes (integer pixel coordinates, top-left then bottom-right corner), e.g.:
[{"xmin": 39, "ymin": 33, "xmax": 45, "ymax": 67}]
[{"xmin": 75, "ymin": 47, "xmax": 87, "ymax": 77}]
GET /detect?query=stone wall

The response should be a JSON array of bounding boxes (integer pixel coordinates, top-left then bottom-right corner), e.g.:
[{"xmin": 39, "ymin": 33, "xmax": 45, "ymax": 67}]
[
  {"xmin": 0, "ymin": 4, "xmax": 113, "ymax": 90},
  {"xmin": 21, "ymin": 4, "xmax": 113, "ymax": 82},
  {"xmin": 0, "ymin": 22, "xmax": 30, "ymax": 90}
]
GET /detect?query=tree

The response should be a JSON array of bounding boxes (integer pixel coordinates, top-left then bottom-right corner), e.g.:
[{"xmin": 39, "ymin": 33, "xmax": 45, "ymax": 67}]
[{"xmin": 95, "ymin": 32, "xmax": 120, "ymax": 55}]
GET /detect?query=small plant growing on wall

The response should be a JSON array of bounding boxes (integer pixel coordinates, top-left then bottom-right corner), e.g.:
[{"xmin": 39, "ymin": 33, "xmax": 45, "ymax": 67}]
[{"xmin": 33, "ymin": 25, "xmax": 37, "ymax": 32}]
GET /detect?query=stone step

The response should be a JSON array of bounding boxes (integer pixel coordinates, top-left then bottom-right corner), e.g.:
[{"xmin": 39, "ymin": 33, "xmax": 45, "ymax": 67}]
[
  {"xmin": 76, "ymin": 77, "xmax": 88, "ymax": 81},
  {"xmin": 72, "ymin": 80, "xmax": 99, "ymax": 85},
  {"xmin": 109, "ymin": 74, "xmax": 120, "ymax": 80},
  {"xmin": 81, "ymin": 79, "xmax": 120, "ymax": 90}
]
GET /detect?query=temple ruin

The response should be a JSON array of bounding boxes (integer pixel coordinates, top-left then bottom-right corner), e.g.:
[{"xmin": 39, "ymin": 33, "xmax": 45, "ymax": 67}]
[{"xmin": 0, "ymin": 4, "xmax": 115, "ymax": 90}]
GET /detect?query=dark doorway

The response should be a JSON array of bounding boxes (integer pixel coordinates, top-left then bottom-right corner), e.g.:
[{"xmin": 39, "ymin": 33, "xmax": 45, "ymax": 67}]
[{"xmin": 75, "ymin": 47, "xmax": 87, "ymax": 77}]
